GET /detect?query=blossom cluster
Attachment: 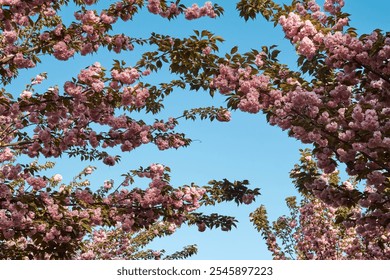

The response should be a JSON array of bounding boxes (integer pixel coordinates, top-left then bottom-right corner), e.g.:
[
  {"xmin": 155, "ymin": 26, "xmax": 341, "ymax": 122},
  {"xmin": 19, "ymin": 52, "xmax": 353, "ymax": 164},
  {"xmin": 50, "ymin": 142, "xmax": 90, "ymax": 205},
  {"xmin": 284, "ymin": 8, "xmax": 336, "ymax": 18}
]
[
  {"xmin": 184, "ymin": 2, "xmax": 217, "ymax": 20},
  {"xmin": 0, "ymin": 0, "xmax": 220, "ymax": 82},
  {"xmin": 211, "ymin": 65, "xmax": 270, "ymax": 113},
  {"xmin": 0, "ymin": 162, "xmax": 207, "ymax": 259},
  {"xmin": 253, "ymin": 151, "xmax": 389, "ymax": 260},
  {"xmin": 212, "ymin": 0, "xmax": 389, "ymax": 202},
  {"xmin": 263, "ymin": 196, "xmax": 389, "ymax": 259},
  {"xmin": 0, "ymin": 0, "xmax": 262, "ymax": 260},
  {"xmin": 147, "ymin": 0, "xmax": 180, "ymax": 18},
  {"xmin": 147, "ymin": 0, "xmax": 217, "ymax": 20}
]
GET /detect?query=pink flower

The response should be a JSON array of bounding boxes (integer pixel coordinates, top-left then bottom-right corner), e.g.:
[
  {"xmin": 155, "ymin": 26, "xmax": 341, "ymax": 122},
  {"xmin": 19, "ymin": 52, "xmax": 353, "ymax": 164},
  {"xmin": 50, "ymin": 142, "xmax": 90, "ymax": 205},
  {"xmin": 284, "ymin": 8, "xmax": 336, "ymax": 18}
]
[
  {"xmin": 255, "ymin": 53, "xmax": 265, "ymax": 67},
  {"xmin": 147, "ymin": 0, "xmax": 162, "ymax": 14},
  {"xmin": 197, "ymin": 222, "xmax": 206, "ymax": 232},
  {"xmin": 2, "ymin": 30, "xmax": 17, "ymax": 44},
  {"xmin": 152, "ymin": 250, "xmax": 161, "ymax": 259},
  {"xmin": 242, "ymin": 194, "xmax": 254, "ymax": 204},
  {"xmin": 53, "ymin": 174, "xmax": 63, "ymax": 182},
  {"xmin": 103, "ymin": 180, "xmax": 112, "ymax": 190},
  {"xmin": 279, "ymin": 12, "xmax": 302, "ymax": 39},
  {"xmin": 13, "ymin": 53, "xmax": 35, "ymax": 68},
  {"xmin": 100, "ymin": 12, "xmax": 115, "ymax": 24},
  {"xmin": 0, "ymin": 148, "xmax": 14, "ymax": 162},
  {"xmin": 202, "ymin": 46, "xmax": 212, "ymax": 55},
  {"xmin": 83, "ymin": 0, "xmax": 96, "ymax": 5},
  {"xmin": 185, "ymin": 2, "xmax": 216, "ymax": 20},
  {"xmin": 31, "ymin": 74, "xmax": 45, "ymax": 85},
  {"xmin": 216, "ymin": 110, "xmax": 231, "ymax": 122},
  {"xmin": 155, "ymin": 137, "xmax": 169, "ymax": 150},
  {"xmin": 53, "ymin": 41, "xmax": 75, "ymax": 60},
  {"xmin": 103, "ymin": 156, "xmax": 116, "ymax": 166},
  {"xmin": 20, "ymin": 90, "xmax": 32, "ymax": 99},
  {"xmin": 168, "ymin": 223, "xmax": 176, "ymax": 233},
  {"xmin": 298, "ymin": 37, "xmax": 316, "ymax": 59}
]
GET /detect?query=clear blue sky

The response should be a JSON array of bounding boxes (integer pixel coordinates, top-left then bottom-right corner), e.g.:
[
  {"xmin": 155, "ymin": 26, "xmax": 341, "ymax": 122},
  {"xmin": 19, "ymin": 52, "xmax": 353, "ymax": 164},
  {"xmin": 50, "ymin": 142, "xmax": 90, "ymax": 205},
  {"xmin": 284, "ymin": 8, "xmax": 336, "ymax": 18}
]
[{"xmin": 6, "ymin": 0, "xmax": 390, "ymax": 259}]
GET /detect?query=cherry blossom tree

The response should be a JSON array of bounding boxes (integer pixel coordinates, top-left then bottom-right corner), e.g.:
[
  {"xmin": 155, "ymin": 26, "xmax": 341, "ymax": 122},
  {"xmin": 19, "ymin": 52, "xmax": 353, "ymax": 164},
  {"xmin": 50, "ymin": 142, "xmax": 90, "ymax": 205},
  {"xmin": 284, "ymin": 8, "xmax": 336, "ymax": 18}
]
[
  {"xmin": 0, "ymin": 0, "xmax": 261, "ymax": 259},
  {"xmin": 213, "ymin": 0, "xmax": 388, "ymax": 259},
  {"xmin": 251, "ymin": 149, "xmax": 389, "ymax": 259}
]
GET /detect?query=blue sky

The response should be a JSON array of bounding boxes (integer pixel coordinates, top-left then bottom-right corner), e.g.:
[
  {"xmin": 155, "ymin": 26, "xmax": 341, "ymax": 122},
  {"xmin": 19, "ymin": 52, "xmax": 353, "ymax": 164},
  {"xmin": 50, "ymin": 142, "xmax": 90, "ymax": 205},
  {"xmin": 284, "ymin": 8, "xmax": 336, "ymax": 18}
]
[{"xmin": 6, "ymin": 0, "xmax": 390, "ymax": 259}]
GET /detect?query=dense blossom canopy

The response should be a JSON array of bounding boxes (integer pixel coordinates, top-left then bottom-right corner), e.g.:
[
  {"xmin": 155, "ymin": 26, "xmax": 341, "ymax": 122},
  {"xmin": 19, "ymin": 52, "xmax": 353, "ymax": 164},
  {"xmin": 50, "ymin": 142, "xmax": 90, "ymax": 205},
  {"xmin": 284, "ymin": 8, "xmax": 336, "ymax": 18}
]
[{"xmin": 0, "ymin": 0, "xmax": 389, "ymax": 259}]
